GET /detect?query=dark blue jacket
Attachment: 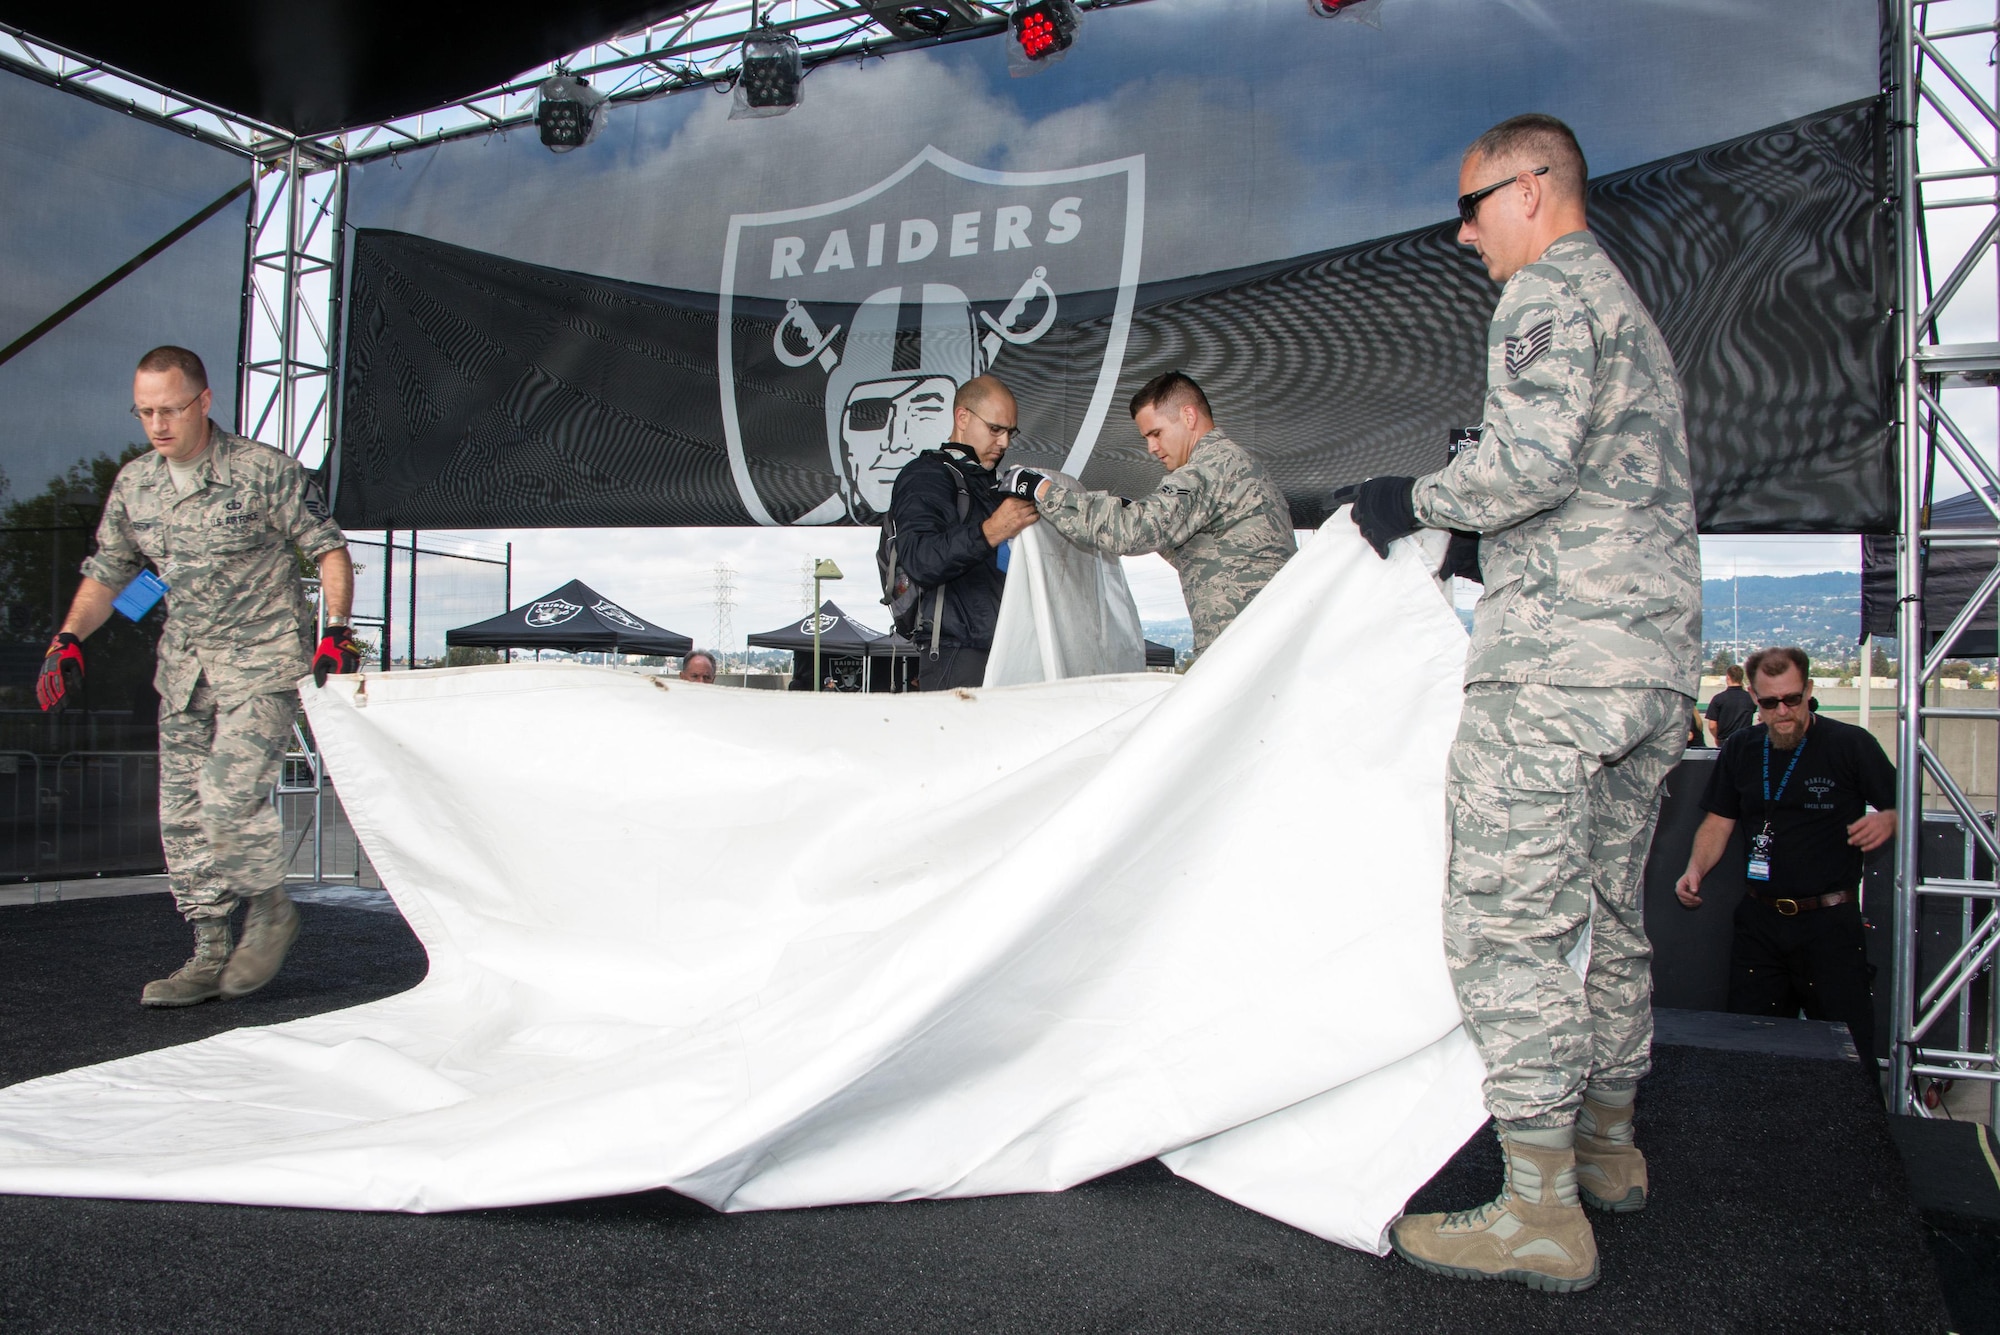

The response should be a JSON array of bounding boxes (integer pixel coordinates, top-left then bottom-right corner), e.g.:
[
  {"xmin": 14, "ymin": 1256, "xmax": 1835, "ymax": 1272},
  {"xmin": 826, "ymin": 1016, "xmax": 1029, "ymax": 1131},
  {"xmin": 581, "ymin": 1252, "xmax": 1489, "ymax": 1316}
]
[{"xmin": 889, "ymin": 445, "xmax": 1005, "ymax": 651}]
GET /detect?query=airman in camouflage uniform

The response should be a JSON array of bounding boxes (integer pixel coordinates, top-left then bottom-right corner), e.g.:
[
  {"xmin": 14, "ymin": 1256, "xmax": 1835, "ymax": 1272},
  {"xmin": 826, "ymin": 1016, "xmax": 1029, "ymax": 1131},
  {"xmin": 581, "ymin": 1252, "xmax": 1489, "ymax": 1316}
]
[
  {"xmin": 1021, "ymin": 372, "xmax": 1294, "ymax": 656},
  {"xmin": 49, "ymin": 346, "xmax": 352, "ymax": 1009},
  {"xmin": 1351, "ymin": 117, "xmax": 1701, "ymax": 1293}
]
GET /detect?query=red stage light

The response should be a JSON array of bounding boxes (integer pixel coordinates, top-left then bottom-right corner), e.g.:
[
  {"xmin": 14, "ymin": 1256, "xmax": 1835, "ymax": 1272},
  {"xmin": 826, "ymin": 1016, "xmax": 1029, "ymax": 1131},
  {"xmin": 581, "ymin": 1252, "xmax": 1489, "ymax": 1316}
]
[{"xmin": 1011, "ymin": 1, "xmax": 1078, "ymax": 62}]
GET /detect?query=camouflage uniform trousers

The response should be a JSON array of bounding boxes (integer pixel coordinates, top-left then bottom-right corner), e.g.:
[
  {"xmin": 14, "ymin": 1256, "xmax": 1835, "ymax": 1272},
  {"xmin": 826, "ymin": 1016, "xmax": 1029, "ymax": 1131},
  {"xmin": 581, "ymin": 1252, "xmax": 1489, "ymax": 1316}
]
[
  {"xmin": 1444, "ymin": 681, "xmax": 1689, "ymax": 1128},
  {"xmin": 157, "ymin": 675, "xmax": 297, "ymax": 923}
]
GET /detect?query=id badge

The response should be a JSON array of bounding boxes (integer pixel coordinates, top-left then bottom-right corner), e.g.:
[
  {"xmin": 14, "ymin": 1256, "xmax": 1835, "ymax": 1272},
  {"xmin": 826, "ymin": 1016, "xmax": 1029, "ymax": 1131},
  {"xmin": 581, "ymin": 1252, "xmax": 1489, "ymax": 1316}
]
[
  {"xmin": 112, "ymin": 569, "xmax": 169, "ymax": 621},
  {"xmin": 1448, "ymin": 427, "xmax": 1482, "ymax": 463},
  {"xmin": 1747, "ymin": 825, "xmax": 1774, "ymax": 883}
]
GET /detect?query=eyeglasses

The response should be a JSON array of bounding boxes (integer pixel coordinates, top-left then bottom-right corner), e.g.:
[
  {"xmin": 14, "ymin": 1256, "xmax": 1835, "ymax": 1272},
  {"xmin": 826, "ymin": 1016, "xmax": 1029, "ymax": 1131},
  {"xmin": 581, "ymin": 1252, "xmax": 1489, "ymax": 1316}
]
[
  {"xmin": 1756, "ymin": 692, "xmax": 1807, "ymax": 711},
  {"xmin": 1458, "ymin": 165, "xmax": 1549, "ymax": 226},
  {"xmin": 969, "ymin": 411, "xmax": 1022, "ymax": 441},
  {"xmin": 129, "ymin": 393, "xmax": 205, "ymax": 424}
]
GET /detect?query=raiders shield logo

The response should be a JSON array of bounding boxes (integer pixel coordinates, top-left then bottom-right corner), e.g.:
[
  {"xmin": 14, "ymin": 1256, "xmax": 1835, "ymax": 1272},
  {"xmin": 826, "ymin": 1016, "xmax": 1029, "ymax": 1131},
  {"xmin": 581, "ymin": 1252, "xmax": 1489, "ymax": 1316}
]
[
  {"xmin": 717, "ymin": 145, "xmax": 1145, "ymax": 525},
  {"xmin": 526, "ymin": 598, "xmax": 583, "ymax": 628},
  {"xmin": 592, "ymin": 600, "xmax": 646, "ymax": 631}
]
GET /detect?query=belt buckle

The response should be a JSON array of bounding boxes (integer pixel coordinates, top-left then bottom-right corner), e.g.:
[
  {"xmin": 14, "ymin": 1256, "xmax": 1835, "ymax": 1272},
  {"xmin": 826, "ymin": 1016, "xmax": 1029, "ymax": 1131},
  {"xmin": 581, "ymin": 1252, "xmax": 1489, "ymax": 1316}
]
[{"xmin": 1774, "ymin": 897, "xmax": 1800, "ymax": 916}]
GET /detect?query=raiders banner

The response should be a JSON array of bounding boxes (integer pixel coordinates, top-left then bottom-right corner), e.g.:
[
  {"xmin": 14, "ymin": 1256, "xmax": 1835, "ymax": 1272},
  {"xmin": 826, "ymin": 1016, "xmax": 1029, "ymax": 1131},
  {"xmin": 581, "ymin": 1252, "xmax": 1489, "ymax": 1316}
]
[{"xmin": 335, "ymin": 95, "xmax": 1886, "ymax": 534}]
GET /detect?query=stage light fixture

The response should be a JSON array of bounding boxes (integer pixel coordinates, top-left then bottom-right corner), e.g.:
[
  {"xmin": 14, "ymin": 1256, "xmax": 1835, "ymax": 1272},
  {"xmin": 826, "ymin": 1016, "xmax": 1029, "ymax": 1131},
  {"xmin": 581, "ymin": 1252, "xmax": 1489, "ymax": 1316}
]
[
  {"xmin": 1011, "ymin": 0, "xmax": 1079, "ymax": 63},
  {"xmin": 735, "ymin": 32, "xmax": 803, "ymax": 117},
  {"xmin": 535, "ymin": 72, "xmax": 604, "ymax": 153},
  {"xmin": 863, "ymin": 2, "xmax": 985, "ymax": 39},
  {"xmin": 1307, "ymin": 0, "xmax": 1383, "ymax": 18}
]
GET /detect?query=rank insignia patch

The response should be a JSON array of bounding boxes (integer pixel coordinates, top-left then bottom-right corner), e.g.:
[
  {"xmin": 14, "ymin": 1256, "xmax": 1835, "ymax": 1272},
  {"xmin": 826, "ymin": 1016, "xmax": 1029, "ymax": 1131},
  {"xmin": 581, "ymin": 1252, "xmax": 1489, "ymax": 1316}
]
[{"xmin": 1503, "ymin": 318, "xmax": 1555, "ymax": 378}]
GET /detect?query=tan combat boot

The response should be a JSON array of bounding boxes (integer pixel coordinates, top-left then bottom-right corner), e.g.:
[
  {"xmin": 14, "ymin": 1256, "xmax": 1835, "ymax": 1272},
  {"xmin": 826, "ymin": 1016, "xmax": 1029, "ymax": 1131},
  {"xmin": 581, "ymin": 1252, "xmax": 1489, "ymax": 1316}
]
[
  {"xmin": 140, "ymin": 917, "xmax": 234, "ymax": 1008},
  {"xmin": 219, "ymin": 887, "xmax": 301, "ymax": 999},
  {"xmin": 1575, "ymin": 1092, "xmax": 1647, "ymax": 1213},
  {"xmin": 1390, "ymin": 1127, "xmax": 1599, "ymax": 1293}
]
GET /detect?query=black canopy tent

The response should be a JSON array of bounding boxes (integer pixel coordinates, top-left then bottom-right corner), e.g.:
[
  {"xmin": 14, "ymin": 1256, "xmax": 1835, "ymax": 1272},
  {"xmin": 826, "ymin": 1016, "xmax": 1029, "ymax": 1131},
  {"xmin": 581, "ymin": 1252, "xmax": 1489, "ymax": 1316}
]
[
  {"xmin": 747, "ymin": 601, "xmax": 915, "ymax": 692},
  {"xmin": 1861, "ymin": 491, "xmax": 1998, "ymax": 657},
  {"xmin": 445, "ymin": 579, "xmax": 694, "ymax": 658}
]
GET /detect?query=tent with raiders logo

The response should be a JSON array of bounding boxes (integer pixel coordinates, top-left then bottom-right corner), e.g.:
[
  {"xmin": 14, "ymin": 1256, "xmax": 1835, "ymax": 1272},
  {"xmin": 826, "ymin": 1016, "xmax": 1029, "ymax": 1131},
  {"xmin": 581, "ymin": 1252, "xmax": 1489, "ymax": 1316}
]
[
  {"xmin": 445, "ymin": 579, "xmax": 694, "ymax": 657},
  {"xmin": 746, "ymin": 600, "xmax": 918, "ymax": 692}
]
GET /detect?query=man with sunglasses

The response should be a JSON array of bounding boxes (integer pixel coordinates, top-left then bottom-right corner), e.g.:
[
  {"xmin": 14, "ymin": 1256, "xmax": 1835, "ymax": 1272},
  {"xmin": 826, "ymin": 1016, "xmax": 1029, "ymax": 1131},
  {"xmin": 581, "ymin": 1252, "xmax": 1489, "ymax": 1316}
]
[
  {"xmin": 1674, "ymin": 646, "xmax": 1895, "ymax": 1063},
  {"xmin": 1361, "ymin": 116, "xmax": 1702, "ymax": 1293},
  {"xmin": 39, "ymin": 345, "xmax": 356, "ymax": 1009},
  {"xmin": 886, "ymin": 374, "xmax": 1038, "ymax": 690},
  {"xmin": 999, "ymin": 371, "xmax": 1294, "ymax": 658}
]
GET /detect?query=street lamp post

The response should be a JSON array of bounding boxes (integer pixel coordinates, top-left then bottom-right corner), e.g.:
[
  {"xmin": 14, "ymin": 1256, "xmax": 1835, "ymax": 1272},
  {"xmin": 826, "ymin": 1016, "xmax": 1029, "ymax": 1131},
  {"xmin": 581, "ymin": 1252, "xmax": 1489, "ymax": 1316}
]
[{"xmin": 812, "ymin": 558, "xmax": 843, "ymax": 692}]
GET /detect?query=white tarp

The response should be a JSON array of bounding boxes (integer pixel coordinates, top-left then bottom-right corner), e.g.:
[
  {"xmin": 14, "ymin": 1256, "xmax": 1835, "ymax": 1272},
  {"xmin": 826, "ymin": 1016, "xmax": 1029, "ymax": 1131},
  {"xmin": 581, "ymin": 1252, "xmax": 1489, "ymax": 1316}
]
[
  {"xmin": 0, "ymin": 521, "xmax": 1486, "ymax": 1253},
  {"xmin": 983, "ymin": 484, "xmax": 1148, "ymax": 686}
]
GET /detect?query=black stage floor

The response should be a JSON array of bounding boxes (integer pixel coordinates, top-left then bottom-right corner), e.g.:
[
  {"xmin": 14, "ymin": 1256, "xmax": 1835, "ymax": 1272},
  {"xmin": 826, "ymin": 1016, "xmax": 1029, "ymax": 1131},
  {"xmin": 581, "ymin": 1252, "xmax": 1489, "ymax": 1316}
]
[{"xmin": 0, "ymin": 895, "xmax": 1965, "ymax": 1334}]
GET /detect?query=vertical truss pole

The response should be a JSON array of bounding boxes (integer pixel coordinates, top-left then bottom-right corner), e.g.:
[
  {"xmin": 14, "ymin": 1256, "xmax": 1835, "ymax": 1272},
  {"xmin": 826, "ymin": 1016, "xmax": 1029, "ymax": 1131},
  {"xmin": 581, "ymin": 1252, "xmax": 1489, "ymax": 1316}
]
[
  {"xmin": 1892, "ymin": 0, "xmax": 1923, "ymax": 1111},
  {"xmin": 1893, "ymin": 0, "xmax": 2000, "ymax": 1116},
  {"xmin": 238, "ymin": 149, "xmax": 345, "ymax": 466}
]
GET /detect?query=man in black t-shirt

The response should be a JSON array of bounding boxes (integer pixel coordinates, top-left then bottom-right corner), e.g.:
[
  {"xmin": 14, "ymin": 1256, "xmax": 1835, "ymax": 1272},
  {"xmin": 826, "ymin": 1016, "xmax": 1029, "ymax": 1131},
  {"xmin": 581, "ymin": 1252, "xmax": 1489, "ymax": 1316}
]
[
  {"xmin": 1703, "ymin": 664, "xmax": 1756, "ymax": 747},
  {"xmin": 1674, "ymin": 647, "xmax": 1897, "ymax": 1059}
]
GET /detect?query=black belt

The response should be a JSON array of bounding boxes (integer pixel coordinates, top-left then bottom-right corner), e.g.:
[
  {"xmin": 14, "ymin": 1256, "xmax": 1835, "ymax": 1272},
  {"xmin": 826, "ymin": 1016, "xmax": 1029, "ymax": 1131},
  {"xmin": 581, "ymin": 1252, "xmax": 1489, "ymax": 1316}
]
[{"xmin": 1747, "ymin": 889, "xmax": 1854, "ymax": 916}]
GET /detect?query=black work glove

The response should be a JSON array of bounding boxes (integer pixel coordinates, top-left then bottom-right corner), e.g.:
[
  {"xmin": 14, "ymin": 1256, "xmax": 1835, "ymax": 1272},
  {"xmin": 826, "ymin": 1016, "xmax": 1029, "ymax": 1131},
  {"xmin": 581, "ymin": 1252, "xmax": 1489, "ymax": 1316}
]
[
  {"xmin": 37, "ymin": 633, "xmax": 84, "ymax": 712},
  {"xmin": 1440, "ymin": 531, "xmax": 1482, "ymax": 584},
  {"xmin": 997, "ymin": 465, "xmax": 1049, "ymax": 501},
  {"xmin": 312, "ymin": 625, "xmax": 363, "ymax": 687},
  {"xmin": 1350, "ymin": 476, "xmax": 1419, "ymax": 558}
]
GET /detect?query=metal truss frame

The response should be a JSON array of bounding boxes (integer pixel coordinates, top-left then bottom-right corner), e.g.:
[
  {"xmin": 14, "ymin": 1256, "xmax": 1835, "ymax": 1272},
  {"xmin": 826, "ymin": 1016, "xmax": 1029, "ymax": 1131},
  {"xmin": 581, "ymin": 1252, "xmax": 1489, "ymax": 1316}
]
[
  {"xmin": 238, "ymin": 151, "xmax": 346, "ymax": 470},
  {"xmin": 1892, "ymin": 0, "xmax": 2000, "ymax": 1121}
]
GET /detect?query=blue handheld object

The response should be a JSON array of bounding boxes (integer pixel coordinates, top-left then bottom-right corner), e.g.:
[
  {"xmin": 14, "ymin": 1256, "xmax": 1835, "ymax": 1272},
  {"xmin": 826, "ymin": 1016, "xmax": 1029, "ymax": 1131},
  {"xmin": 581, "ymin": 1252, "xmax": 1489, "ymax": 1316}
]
[
  {"xmin": 112, "ymin": 569, "xmax": 169, "ymax": 621},
  {"xmin": 996, "ymin": 538, "xmax": 1011, "ymax": 573}
]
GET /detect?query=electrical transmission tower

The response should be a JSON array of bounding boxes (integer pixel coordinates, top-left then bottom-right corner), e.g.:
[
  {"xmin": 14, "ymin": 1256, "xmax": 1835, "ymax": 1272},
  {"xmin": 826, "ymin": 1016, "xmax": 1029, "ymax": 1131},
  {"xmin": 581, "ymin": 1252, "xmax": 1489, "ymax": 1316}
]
[
  {"xmin": 799, "ymin": 556, "xmax": 815, "ymax": 614},
  {"xmin": 711, "ymin": 562, "xmax": 736, "ymax": 651}
]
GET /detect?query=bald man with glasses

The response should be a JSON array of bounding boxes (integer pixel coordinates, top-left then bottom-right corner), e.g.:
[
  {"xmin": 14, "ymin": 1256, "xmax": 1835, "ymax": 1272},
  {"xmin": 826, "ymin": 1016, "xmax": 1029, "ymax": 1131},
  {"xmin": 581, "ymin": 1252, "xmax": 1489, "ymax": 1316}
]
[{"xmin": 884, "ymin": 374, "xmax": 1038, "ymax": 690}]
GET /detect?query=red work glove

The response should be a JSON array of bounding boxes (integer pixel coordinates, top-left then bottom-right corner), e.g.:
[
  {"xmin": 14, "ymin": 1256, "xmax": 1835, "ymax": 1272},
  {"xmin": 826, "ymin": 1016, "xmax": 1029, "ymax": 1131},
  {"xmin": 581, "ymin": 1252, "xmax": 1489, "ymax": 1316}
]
[
  {"xmin": 312, "ymin": 625, "xmax": 363, "ymax": 687},
  {"xmin": 37, "ymin": 633, "xmax": 84, "ymax": 712}
]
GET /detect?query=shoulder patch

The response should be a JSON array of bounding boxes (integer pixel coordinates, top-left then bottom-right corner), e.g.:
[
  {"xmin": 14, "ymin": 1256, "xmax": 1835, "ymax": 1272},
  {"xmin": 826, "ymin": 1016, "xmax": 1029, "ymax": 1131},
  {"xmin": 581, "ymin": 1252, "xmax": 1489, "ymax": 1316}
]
[
  {"xmin": 303, "ymin": 477, "xmax": 331, "ymax": 521},
  {"xmin": 1504, "ymin": 319, "xmax": 1555, "ymax": 378}
]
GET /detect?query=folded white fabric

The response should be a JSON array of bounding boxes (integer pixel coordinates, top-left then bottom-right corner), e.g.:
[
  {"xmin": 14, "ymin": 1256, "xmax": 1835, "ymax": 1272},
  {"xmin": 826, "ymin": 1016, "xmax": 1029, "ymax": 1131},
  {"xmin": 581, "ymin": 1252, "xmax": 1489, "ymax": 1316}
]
[{"xmin": 0, "ymin": 520, "xmax": 1481, "ymax": 1254}]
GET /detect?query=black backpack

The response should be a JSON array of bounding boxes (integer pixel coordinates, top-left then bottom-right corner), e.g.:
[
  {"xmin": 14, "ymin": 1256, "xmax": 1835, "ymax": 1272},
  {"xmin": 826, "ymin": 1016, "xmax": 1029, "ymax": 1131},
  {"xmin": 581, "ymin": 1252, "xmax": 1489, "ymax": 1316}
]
[{"xmin": 878, "ymin": 457, "xmax": 969, "ymax": 658}]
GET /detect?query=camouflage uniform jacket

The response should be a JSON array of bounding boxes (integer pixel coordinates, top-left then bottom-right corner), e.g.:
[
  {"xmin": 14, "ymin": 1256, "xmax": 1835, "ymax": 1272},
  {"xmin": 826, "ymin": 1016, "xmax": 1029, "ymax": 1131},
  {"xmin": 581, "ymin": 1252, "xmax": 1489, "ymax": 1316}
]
[
  {"xmin": 1037, "ymin": 429, "xmax": 1295, "ymax": 654},
  {"xmin": 82, "ymin": 425, "xmax": 347, "ymax": 711},
  {"xmin": 1411, "ymin": 231, "xmax": 1701, "ymax": 693}
]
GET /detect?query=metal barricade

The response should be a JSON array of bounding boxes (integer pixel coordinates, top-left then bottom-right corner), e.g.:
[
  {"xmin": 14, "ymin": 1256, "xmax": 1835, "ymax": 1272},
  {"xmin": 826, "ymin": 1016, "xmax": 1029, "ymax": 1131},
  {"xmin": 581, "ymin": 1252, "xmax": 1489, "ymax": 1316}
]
[
  {"xmin": 0, "ymin": 751, "xmax": 46, "ymax": 878},
  {"xmin": 49, "ymin": 751, "xmax": 164, "ymax": 879}
]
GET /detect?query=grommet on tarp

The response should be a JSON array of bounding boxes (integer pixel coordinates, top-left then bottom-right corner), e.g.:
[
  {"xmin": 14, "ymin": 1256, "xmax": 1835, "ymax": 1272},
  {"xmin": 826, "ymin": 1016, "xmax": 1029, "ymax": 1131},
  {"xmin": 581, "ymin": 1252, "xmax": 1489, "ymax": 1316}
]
[{"xmin": 352, "ymin": 675, "xmax": 368, "ymax": 708}]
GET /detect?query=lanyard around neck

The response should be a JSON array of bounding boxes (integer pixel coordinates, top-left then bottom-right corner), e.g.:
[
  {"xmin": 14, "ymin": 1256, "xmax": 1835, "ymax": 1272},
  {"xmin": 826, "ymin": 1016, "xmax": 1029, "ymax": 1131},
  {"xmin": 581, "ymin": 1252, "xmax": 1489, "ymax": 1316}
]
[{"xmin": 1762, "ymin": 730, "xmax": 1807, "ymax": 806}]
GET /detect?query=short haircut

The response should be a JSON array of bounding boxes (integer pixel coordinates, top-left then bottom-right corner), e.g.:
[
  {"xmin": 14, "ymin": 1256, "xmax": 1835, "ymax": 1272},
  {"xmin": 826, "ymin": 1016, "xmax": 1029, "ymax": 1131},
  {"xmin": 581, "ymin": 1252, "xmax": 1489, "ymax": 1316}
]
[
  {"xmin": 136, "ymin": 345, "xmax": 209, "ymax": 392},
  {"xmin": 682, "ymin": 650, "xmax": 718, "ymax": 674},
  {"xmin": 1726, "ymin": 665, "xmax": 1744, "ymax": 684},
  {"xmin": 1128, "ymin": 370, "xmax": 1211, "ymax": 422},
  {"xmin": 1465, "ymin": 114, "xmax": 1588, "ymax": 202},
  {"xmin": 953, "ymin": 374, "xmax": 1012, "ymax": 416},
  {"xmin": 1745, "ymin": 646, "xmax": 1810, "ymax": 684}
]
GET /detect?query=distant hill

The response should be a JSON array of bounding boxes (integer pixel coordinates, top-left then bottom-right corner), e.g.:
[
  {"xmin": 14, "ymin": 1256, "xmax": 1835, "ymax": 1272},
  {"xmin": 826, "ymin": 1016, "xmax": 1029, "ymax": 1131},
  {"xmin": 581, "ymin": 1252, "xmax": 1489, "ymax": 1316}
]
[
  {"xmin": 1702, "ymin": 570, "xmax": 1859, "ymax": 661},
  {"xmin": 1143, "ymin": 619, "xmax": 1193, "ymax": 660}
]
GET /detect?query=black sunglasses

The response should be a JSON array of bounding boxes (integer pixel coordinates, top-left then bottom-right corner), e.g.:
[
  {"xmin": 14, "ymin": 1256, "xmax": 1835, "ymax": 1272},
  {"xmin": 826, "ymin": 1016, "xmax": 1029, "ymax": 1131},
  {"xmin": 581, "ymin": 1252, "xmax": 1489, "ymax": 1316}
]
[
  {"xmin": 1755, "ymin": 692, "xmax": 1806, "ymax": 711},
  {"xmin": 1458, "ymin": 165, "xmax": 1548, "ymax": 226}
]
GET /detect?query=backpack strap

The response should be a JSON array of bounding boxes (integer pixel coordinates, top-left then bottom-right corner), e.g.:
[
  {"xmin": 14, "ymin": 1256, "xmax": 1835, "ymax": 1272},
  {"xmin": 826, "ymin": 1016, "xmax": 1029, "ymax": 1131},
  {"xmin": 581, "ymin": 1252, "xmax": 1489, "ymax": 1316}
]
[{"xmin": 929, "ymin": 462, "xmax": 973, "ymax": 660}]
